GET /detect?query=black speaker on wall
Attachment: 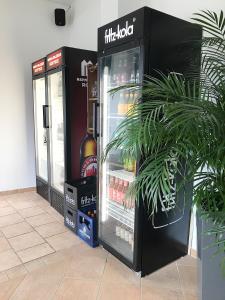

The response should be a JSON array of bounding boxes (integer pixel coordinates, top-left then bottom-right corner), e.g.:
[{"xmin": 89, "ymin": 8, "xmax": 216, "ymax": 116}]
[{"xmin": 55, "ymin": 8, "xmax": 66, "ymax": 26}]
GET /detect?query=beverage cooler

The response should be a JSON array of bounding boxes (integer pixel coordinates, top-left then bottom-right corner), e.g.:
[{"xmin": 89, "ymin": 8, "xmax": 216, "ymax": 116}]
[
  {"xmin": 97, "ymin": 7, "xmax": 201, "ymax": 276},
  {"xmin": 32, "ymin": 47, "xmax": 96, "ymax": 215},
  {"xmin": 32, "ymin": 58, "xmax": 49, "ymax": 201}
]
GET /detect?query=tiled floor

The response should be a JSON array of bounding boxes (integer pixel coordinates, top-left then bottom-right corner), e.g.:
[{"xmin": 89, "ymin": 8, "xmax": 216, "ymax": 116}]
[{"xmin": 0, "ymin": 191, "xmax": 198, "ymax": 299}]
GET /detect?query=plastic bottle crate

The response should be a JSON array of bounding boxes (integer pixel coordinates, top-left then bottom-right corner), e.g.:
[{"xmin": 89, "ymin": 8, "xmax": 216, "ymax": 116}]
[
  {"xmin": 64, "ymin": 206, "xmax": 77, "ymax": 233},
  {"xmin": 64, "ymin": 176, "xmax": 96, "ymax": 211},
  {"xmin": 77, "ymin": 210, "xmax": 99, "ymax": 248}
]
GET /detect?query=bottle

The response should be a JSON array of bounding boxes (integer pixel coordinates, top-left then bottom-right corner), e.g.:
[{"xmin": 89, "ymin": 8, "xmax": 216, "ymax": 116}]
[
  {"xmin": 130, "ymin": 70, "xmax": 135, "ymax": 83},
  {"xmin": 120, "ymin": 224, "xmax": 125, "ymax": 240},
  {"xmin": 117, "ymin": 179, "xmax": 124, "ymax": 204},
  {"xmin": 116, "ymin": 222, "xmax": 121, "ymax": 237},
  {"xmin": 117, "ymin": 92, "xmax": 125, "ymax": 115},
  {"xmin": 80, "ymin": 131, "xmax": 97, "ymax": 177},
  {"xmin": 80, "ymin": 66, "xmax": 97, "ymax": 178},
  {"xmin": 124, "ymin": 228, "xmax": 129, "ymax": 242},
  {"xmin": 127, "ymin": 91, "xmax": 134, "ymax": 114},
  {"xmin": 122, "ymin": 181, "xmax": 129, "ymax": 207},
  {"xmin": 109, "ymin": 176, "xmax": 115, "ymax": 200},
  {"xmin": 91, "ymin": 80, "xmax": 97, "ymax": 98},
  {"xmin": 121, "ymin": 58, "xmax": 128, "ymax": 84},
  {"xmin": 135, "ymin": 70, "xmax": 140, "ymax": 83},
  {"xmin": 113, "ymin": 178, "xmax": 119, "ymax": 201}
]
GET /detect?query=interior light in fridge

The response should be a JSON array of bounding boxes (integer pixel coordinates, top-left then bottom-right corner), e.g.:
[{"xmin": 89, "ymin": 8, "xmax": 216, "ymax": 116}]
[{"xmin": 101, "ymin": 66, "xmax": 109, "ymax": 222}]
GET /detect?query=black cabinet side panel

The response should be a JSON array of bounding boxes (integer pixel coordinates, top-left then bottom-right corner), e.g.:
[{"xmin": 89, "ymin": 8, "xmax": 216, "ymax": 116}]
[{"xmin": 65, "ymin": 48, "xmax": 97, "ymax": 181}]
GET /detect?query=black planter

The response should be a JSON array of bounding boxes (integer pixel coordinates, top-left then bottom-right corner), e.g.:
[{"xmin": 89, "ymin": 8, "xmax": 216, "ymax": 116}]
[{"xmin": 197, "ymin": 215, "xmax": 225, "ymax": 300}]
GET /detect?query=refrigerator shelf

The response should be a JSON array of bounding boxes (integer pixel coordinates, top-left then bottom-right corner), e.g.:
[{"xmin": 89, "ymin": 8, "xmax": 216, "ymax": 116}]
[
  {"xmin": 89, "ymin": 97, "xmax": 97, "ymax": 101},
  {"xmin": 108, "ymin": 209, "xmax": 134, "ymax": 230},
  {"xmin": 108, "ymin": 115, "xmax": 125, "ymax": 119},
  {"xmin": 108, "ymin": 161, "xmax": 124, "ymax": 168},
  {"xmin": 108, "ymin": 169, "xmax": 135, "ymax": 182},
  {"xmin": 107, "ymin": 200, "xmax": 134, "ymax": 229}
]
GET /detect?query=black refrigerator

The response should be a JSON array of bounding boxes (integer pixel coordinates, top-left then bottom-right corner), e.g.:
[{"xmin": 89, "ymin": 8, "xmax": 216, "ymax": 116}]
[
  {"xmin": 32, "ymin": 47, "xmax": 96, "ymax": 215},
  {"xmin": 97, "ymin": 7, "xmax": 201, "ymax": 276}
]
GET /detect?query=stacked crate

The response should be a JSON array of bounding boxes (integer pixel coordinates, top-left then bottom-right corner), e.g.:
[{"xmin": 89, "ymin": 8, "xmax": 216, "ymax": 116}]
[{"xmin": 64, "ymin": 176, "xmax": 98, "ymax": 247}]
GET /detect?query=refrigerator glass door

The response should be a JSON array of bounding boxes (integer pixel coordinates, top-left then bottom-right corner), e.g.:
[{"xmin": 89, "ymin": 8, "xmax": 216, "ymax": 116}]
[
  {"xmin": 33, "ymin": 77, "xmax": 48, "ymax": 181},
  {"xmin": 48, "ymin": 71, "xmax": 65, "ymax": 193},
  {"xmin": 99, "ymin": 47, "xmax": 141, "ymax": 263}
]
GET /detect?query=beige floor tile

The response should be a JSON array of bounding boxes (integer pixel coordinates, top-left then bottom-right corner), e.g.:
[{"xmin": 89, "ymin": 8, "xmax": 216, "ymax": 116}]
[
  {"xmin": 18, "ymin": 206, "xmax": 45, "ymax": 218},
  {"xmin": 6, "ymin": 264, "xmax": 28, "ymax": 279},
  {"xmin": 141, "ymin": 262, "xmax": 181, "ymax": 290},
  {"xmin": 1, "ymin": 221, "xmax": 33, "ymax": 238},
  {"xmin": 54, "ymin": 278, "xmax": 100, "ymax": 300},
  {"xmin": 17, "ymin": 243, "xmax": 55, "ymax": 263},
  {"xmin": 0, "ymin": 206, "xmax": 16, "ymax": 216},
  {"xmin": 41, "ymin": 249, "xmax": 72, "ymax": 266},
  {"xmin": 46, "ymin": 231, "xmax": 81, "ymax": 251},
  {"xmin": 177, "ymin": 255, "xmax": 197, "ymax": 267},
  {"xmin": 8, "ymin": 199, "xmax": 37, "ymax": 210},
  {"xmin": 0, "ymin": 277, "xmax": 25, "ymax": 299},
  {"xmin": 26, "ymin": 213, "xmax": 56, "ymax": 227},
  {"xmin": 8, "ymin": 231, "xmax": 45, "ymax": 251},
  {"xmin": 65, "ymin": 252, "xmax": 106, "ymax": 280},
  {"xmin": 102, "ymin": 256, "xmax": 140, "ymax": 287},
  {"xmin": 0, "ymin": 236, "xmax": 11, "ymax": 252},
  {"xmin": 24, "ymin": 257, "xmax": 46, "ymax": 272},
  {"xmin": 0, "ymin": 200, "xmax": 11, "ymax": 208},
  {"xmin": 98, "ymin": 281, "xmax": 140, "ymax": 300},
  {"xmin": 178, "ymin": 265, "xmax": 197, "ymax": 296},
  {"xmin": 141, "ymin": 285, "xmax": 183, "ymax": 300},
  {"xmin": 10, "ymin": 261, "xmax": 68, "ymax": 300},
  {"xmin": 0, "ymin": 271, "xmax": 8, "ymax": 283},
  {"xmin": 183, "ymin": 292, "xmax": 198, "ymax": 300},
  {"xmin": 35, "ymin": 221, "xmax": 67, "ymax": 238},
  {"xmin": 0, "ymin": 213, "xmax": 24, "ymax": 227},
  {"xmin": 0, "ymin": 250, "xmax": 21, "ymax": 272}
]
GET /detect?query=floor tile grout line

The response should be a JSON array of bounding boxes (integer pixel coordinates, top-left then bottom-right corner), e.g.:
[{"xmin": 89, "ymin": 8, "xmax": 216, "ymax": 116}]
[
  {"xmin": 96, "ymin": 253, "xmax": 109, "ymax": 300},
  {"xmin": 176, "ymin": 261, "xmax": 185, "ymax": 297}
]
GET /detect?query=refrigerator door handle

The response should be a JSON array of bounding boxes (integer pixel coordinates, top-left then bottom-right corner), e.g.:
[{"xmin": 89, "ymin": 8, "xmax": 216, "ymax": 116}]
[
  {"xmin": 42, "ymin": 105, "xmax": 49, "ymax": 129},
  {"xmin": 93, "ymin": 102, "xmax": 99, "ymax": 139}
]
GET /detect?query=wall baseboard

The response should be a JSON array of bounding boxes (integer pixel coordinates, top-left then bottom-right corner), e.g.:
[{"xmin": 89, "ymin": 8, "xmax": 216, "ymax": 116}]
[{"xmin": 0, "ymin": 187, "xmax": 36, "ymax": 196}]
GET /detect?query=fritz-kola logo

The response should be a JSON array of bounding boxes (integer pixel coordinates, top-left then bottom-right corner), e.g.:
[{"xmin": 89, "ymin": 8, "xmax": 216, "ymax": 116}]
[{"xmin": 104, "ymin": 20, "xmax": 135, "ymax": 44}]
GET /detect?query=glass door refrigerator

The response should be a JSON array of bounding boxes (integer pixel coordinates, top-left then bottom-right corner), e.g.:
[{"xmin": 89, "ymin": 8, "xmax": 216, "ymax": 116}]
[
  {"xmin": 46, "ymin": 47, "xmax": 96, "ymax": 215},
  {"xmin": 32, "ymin": 58, "xmax": 49, "ymax": 201},
  {"xmin": 97, "ymin": 7, "xmax": 201, "ymax": 276}
]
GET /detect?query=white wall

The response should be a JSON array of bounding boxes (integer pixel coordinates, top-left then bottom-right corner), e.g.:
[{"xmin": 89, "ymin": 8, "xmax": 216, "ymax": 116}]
[
  {"xmin": 0, "ymin": 0, "xmax": 100, "ymax": 191},
  {"xmin": 118, "ymin": 0, "xmax": 225, "ymax": 20}
]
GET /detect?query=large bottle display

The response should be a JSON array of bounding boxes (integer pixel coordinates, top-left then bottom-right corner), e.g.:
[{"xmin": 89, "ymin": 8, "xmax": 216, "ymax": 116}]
[
  {"xmin": 97, "ymin": 7, "xmax": 201, "ymax": 276},
  {"xmin": 32, "ymin": 47, "xmax": 96, "ymax": 215}
]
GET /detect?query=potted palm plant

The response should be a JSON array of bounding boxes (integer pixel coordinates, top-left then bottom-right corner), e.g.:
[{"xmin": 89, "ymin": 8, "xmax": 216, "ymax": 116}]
[{"xmin": 103, "ymin": 10, "xmax": 225, "ymax": 300}]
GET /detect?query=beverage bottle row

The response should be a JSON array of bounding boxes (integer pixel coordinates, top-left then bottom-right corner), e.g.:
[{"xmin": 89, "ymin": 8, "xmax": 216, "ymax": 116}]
[
  {"xmin": 115, "ymin": 222, "xmax": 134, "ymax": 251},
  {"xmin": 117, "ymin": 90, "xmax": 139, "ymax": 116},
  {"xmin": 87, "ymin": 209, "xmax": 97, "ymax": 218},
  {"xmin": 108, "ymin": 176, "xmax": 134, "ymax": 208},
  {"xmin": 111, "ymin": 56, "xmax": 140, "ymax": 86}
]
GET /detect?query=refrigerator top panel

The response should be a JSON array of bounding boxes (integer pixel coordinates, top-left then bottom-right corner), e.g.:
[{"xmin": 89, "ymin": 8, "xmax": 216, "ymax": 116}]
[
  {"xmin": 98, "ymin": 6, "xmax": 200, "ymax": 52},
  {"xmin": 47, "ymin": 48, "xmax": 64, "ymax": 71},
  {"xmin": 32, "ymin": 58, "xmax": 46, "ymax": 77},
  {"xmin": 98, "ymin": 7, "xmax": 146, "ymax": 52}
]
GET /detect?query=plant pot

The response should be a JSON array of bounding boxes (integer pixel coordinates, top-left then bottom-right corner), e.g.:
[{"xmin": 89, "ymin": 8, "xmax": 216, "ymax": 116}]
[{"xmin": 197, "ymin": 214, "xmax": 225, "ymax": 300}]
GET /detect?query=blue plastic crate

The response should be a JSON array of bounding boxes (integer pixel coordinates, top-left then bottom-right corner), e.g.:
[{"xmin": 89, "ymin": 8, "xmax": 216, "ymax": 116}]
[{"xmin": 77, "ymin": 210, "xmax": 98, "ymax": 248}]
